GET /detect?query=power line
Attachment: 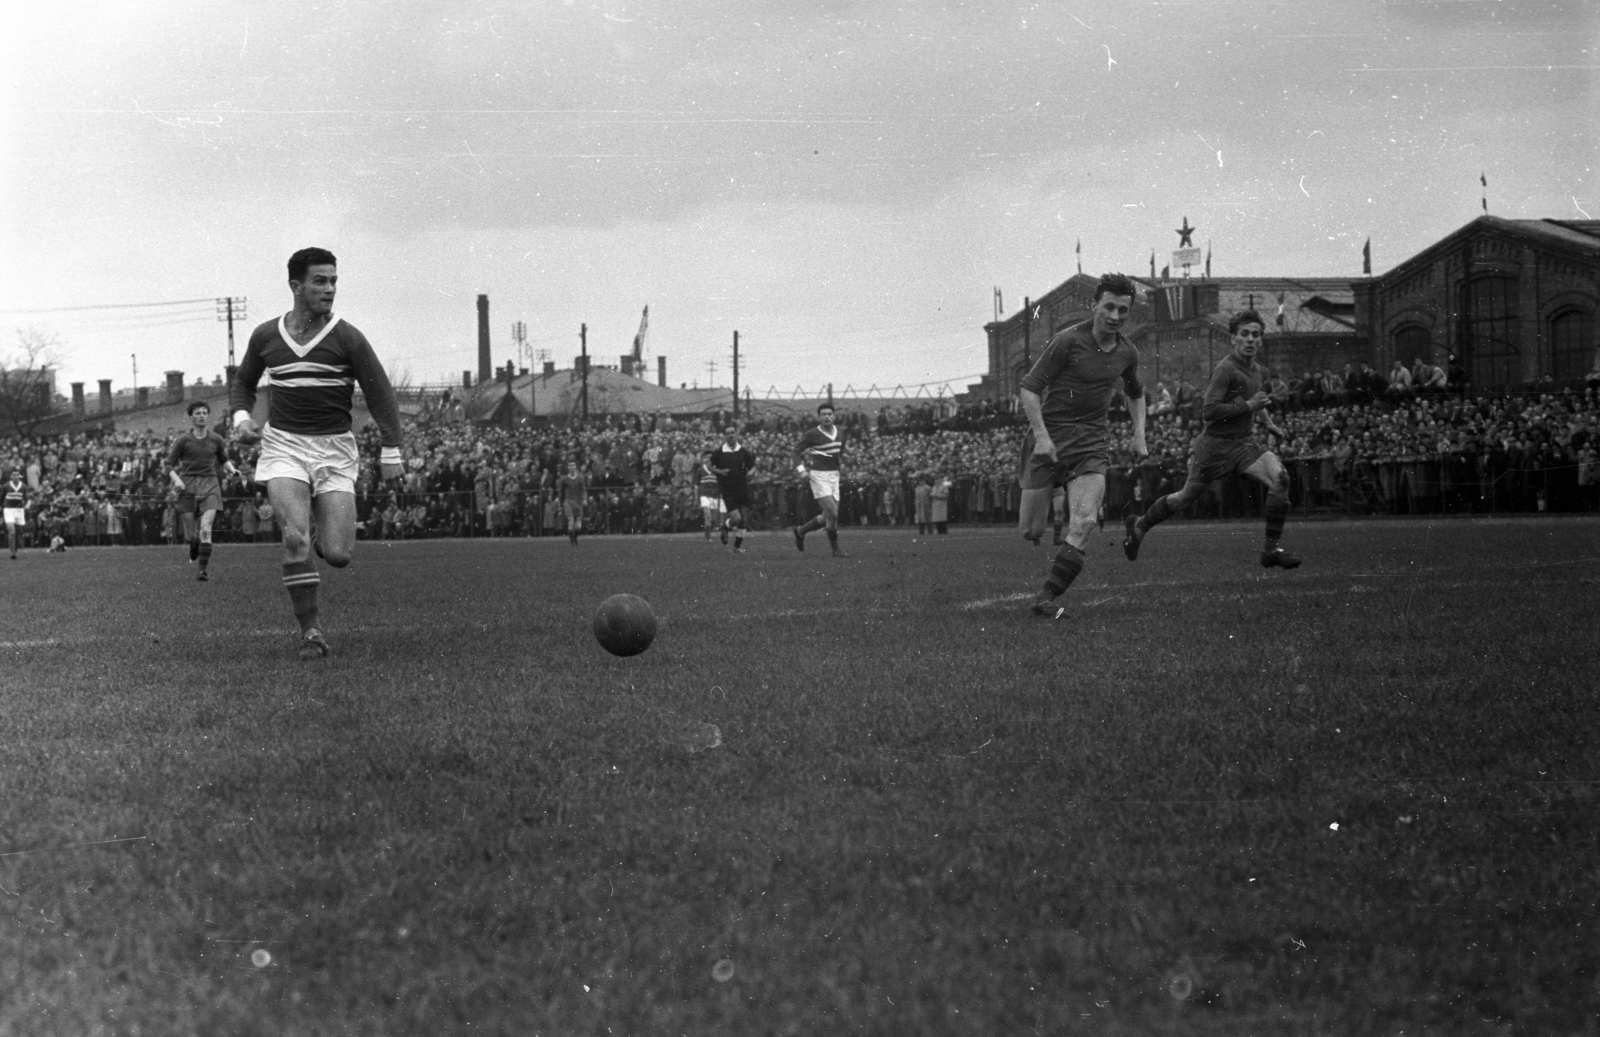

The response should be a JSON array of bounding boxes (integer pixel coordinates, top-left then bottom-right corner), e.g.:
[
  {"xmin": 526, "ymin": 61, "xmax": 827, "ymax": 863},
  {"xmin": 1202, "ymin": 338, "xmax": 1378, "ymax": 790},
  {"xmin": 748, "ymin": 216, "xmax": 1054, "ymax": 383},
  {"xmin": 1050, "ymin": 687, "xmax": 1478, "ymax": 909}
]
[{"xmin": 0, "ymin": 297, "xmax": 217, "ymax": 315}]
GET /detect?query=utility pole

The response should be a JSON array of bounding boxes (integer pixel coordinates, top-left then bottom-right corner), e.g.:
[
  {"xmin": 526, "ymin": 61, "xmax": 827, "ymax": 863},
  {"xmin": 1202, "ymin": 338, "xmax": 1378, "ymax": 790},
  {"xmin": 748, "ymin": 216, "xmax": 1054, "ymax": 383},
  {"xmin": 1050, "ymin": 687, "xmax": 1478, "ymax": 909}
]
[
  {"xmin": 706, "ymin": 359, "xmax": 717, "ymax": 387},
  {"xmin": 511, "ymin": 321, "xmax": 527, "ymax": 371},
  {"xmin": 216, "ymin": 296, "xmax": 247, "ymax": 381},
  {"xmin": 1022, "ymin": 296, "xmax": 1032, "ymax": 372},
  {"xmin": 731, "ymin": 331, "xmax": 740, "ymax": 421},
  {"xmin": 579, "ymin": 323, "xmax": 589, "ymax": 424}
]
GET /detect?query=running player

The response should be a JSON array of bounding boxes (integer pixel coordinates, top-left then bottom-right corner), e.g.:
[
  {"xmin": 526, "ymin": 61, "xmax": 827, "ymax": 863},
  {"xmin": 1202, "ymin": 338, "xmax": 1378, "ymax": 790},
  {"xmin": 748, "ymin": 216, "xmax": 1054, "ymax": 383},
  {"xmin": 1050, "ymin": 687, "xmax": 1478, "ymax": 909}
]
[
  {"xmin": 691, "ymin": 449, "xmax": 723, "ymax": 541},
  {"xmin": 230, "ymin": 247, "xmax": 405, "ymax": 659},
  {"xmin": 3, "ymin": 469, "xmax": 26, "ymax": 560},
  {"xmin": 1017, "ymin": 273, "xmax": 1148, "ymax": 618},
  {"xmin": 166, "ymin": 401, "xmax": 240, "ymax": 581},
  {"xmin": 1122, "ymin": 309, "xmax": 1300, "ymax": 569},
  {"xmin": 792, "ymin": 403, "xmax": 847, "ymax": 556},
  {"xmin": 559, "ymin": 461, "xmax": 588, "ymax": 545},
  {"xmin": 709, "ymin": 426, "xmax": 757, "ymax": 553}
]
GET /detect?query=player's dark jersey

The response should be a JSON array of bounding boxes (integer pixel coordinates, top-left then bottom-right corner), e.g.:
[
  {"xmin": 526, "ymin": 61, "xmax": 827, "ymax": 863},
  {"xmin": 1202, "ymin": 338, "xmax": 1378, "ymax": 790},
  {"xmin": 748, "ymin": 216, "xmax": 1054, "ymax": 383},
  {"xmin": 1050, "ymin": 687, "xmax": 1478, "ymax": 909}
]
[
  {"xmin": 166, "ymin": 431, "xmax": 229, "ymax": 480},
  {"xmin": 3, "ymin": 480, "xmax": 25, "ymax": 509},
  {"xmin": 710, "ymin": 444, "xmax": 757, "ymax": 489},
  {"xmin": 794, "ymin": 425, "xmax": 843, "ymax": 471},
  {"xmin": 693, "ymin": 461, "xmax": 721, "ymax": 497},
  {"xmin": 231, "ymin": 315, "xmax": 403, "ymax": 448},
  {"xmin": 559, "ymin": 474, "xmax": 589, "ymax": 503},
  {"xmin": 1200, "ymin": 353, "xmax": 1270, "ymax": 440},
  {"xmin": 1019, "ymin": 321, "xmax": 1142, "ymax": 431}
]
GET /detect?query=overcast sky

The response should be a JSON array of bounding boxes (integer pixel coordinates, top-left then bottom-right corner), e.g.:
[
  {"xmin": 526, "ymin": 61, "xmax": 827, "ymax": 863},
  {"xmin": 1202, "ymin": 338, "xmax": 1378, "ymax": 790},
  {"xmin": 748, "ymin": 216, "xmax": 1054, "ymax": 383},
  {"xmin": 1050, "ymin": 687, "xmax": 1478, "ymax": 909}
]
[{"xmin": 2, "ymin": 0, "xmax": 1595, "ymax": 399}]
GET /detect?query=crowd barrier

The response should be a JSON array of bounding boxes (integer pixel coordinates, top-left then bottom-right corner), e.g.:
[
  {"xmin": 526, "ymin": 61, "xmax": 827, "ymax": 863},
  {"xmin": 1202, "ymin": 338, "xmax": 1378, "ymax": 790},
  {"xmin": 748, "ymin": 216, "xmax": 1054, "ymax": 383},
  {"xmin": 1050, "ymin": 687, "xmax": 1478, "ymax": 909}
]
[{"xmin": 11, "ymin": 455, "xmax": 1596, "ymax": 550}]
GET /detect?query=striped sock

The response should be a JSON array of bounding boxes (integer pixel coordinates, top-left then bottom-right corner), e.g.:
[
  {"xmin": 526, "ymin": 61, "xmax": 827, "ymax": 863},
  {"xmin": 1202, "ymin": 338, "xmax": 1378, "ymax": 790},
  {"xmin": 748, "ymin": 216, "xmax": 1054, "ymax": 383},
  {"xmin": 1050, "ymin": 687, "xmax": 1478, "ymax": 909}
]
[
  {"xmin": 197, "ymin": 542, "xmax": 213, "ymax": 570},
  {"xmin": 282, "ymin": 560, "xmax": 321, "ymax": 633},
  {"xmin": 1264, "ymin": 492, "xmax": 1290, "ymax": 547},
  {"xmin": 1042, "ymin": 543, "xmax": 1085, "ymax": 598}
]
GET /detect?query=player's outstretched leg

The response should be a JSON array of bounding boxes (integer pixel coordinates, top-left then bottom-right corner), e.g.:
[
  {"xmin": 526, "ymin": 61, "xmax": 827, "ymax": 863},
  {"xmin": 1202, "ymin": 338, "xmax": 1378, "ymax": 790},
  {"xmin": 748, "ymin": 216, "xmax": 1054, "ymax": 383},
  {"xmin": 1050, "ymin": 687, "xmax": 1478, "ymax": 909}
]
[
  {"xmin": 1252, "ymin": 458, "xmax": 1300, "ymax": 569},
  {"xmin": 1029, "ymin": 542, "xmax": 1084, "ymax": 619},
  {"xmin": 1124, "ymin": 492, "xmax": 1180, "ymax": 562},
  {"xmin": 1259, "ymin": 486, "xmax": 1300, "ymax": 569}
]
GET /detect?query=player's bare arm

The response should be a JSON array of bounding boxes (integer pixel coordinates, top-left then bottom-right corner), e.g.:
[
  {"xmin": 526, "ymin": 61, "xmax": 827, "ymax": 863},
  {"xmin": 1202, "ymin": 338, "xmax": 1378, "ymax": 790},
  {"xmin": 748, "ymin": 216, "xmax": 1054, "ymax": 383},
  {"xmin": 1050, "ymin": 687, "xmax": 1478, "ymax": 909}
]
[
  {"xmin": 1019, "ymin": 388, "xmax": 1057, "ymax": 460},
  {"xmin": 1127, "ymin": 394, "xmax": 1149, "ymax": 458}
]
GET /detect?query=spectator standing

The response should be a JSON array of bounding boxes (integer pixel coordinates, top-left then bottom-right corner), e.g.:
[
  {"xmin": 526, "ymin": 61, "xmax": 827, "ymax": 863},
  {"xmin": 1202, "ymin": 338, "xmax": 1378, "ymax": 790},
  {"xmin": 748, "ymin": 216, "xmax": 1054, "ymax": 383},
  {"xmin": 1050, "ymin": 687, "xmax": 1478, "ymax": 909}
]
[{"xmin": 931, "ymin": 473, "xmax": 951, "ymax": 534}]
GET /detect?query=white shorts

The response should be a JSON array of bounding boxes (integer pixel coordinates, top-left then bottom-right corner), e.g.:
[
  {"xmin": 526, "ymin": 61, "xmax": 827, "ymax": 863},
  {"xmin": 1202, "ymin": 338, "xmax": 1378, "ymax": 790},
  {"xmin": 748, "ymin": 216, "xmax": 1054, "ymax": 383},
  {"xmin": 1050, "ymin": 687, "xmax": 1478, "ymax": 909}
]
[
  {"xmin": 699, "ymin": 495, "xmax": 722, "ymax": 511},
  {"xmin": 808, "ymin": 469, "xmax": 840, "ymax": 502},
  {"xmin": 254, "ymin": 424, "xmax": 360, "ymax": 497},
  {"xmin": 3, "ymin": 508, "xmax": 23, "ymax": 527}
]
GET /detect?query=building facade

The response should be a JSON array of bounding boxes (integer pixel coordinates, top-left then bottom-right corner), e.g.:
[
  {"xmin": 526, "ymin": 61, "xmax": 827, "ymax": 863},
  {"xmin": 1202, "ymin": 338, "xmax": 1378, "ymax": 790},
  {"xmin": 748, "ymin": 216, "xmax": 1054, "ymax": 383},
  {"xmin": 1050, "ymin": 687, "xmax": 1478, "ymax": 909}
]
[
  {"xmin": 1356, "ymin": 216, "xmax": 1600, "ymax": 390},
  {"xmin": 972, "ymin": 217, "xmax": 1600, "ymax": 404}
]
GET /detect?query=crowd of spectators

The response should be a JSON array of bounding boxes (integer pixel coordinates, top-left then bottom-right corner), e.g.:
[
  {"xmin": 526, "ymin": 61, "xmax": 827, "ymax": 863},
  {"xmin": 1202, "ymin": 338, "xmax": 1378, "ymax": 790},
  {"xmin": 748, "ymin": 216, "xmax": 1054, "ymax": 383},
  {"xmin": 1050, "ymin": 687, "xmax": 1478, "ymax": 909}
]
[{"xmin": 3, "ymin": 378, "xmax": 1598, "ymax": 548}]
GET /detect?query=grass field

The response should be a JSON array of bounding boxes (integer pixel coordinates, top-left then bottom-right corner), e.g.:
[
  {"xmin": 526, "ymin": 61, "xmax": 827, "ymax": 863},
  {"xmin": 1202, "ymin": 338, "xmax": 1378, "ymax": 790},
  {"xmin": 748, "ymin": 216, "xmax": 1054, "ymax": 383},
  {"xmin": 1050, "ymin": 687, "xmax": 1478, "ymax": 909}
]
[{"xmin": 1, "ymin": 517, "xmax": 1597, "ymax": 1036}]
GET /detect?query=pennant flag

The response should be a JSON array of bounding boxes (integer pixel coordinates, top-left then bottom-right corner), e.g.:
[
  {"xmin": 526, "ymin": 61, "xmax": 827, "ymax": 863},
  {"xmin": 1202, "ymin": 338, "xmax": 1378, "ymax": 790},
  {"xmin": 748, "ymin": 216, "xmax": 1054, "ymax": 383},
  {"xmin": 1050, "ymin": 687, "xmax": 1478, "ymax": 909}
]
[
  {"xmin": 1275, "ymin": 292, "xmax": 1287, "ymax": 328},
  {"xmin": 1205, "ymin": 241, "xmax": 1211, "ymax": 279},
  {"xmin": 1362, "ymin": 237, "xmax": 1372, "ymax": 275},
  {"xmin": 632, "ymin": 305, "xmax": 649, "ymax": 359},
  {"xmin": 1075, "ymin": 238, "xmax": 1082, "ymax": 274},
  {"xmin": 1150, "ymin": 251, "xmax": 1156, "ymax": 279}
]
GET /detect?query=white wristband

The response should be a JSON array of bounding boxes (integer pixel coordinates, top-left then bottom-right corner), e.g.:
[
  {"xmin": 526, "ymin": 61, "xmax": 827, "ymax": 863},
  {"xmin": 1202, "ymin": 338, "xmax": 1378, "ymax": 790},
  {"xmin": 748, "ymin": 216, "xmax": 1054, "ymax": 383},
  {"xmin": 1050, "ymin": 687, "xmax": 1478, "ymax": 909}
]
[
  {"xmin": 232, "ymin": 410, "xmax": 253, "ymax": 427},
  {"xmin": 380, "ymin": 446, "xmax": 402, "ymax": 466},
  {"xmin": 796, "ymin": 465, "xmax": 806, "ymax": 475}
]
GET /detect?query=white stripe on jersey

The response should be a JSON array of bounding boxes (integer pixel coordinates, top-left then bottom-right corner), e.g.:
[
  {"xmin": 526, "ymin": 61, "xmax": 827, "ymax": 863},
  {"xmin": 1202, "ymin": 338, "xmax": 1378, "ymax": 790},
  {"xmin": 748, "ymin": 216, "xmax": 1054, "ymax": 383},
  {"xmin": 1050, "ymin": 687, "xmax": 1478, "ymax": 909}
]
[
  {"xmin": 271, "ymin": 377, "xmax": 356, "ymax": 388},
  {"xmin": 272, "ymin": 361, "xmax": 350, "ymax": 375}
]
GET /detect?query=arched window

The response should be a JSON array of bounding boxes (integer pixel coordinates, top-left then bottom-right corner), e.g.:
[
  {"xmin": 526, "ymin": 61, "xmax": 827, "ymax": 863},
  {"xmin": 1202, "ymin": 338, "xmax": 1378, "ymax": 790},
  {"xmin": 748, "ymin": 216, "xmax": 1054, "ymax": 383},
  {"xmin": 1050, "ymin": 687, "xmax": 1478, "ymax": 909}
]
[
  {"xmin": 1550, "ymin": 308, "xmax": 1595, "ymax": 384},
  {"xmin": 1461, "ymin": 275, "xmax": 1520, "ymax": 388},
  {"xmin": 1393, "ymin": 324, "xmax": 1432, "ymax": 364}
]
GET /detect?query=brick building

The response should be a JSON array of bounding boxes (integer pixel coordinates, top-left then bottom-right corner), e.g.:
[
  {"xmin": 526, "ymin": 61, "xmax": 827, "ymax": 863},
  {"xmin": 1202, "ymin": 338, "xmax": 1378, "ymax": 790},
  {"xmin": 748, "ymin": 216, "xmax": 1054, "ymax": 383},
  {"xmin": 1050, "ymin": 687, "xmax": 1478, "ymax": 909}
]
[
  {"xmin": 971, "ymin": 215, "xmax": 1600, "ymax": 403},
  {"xmin": 1355, "ymin": 216, "xmax": 1599, "ymax": 390}
]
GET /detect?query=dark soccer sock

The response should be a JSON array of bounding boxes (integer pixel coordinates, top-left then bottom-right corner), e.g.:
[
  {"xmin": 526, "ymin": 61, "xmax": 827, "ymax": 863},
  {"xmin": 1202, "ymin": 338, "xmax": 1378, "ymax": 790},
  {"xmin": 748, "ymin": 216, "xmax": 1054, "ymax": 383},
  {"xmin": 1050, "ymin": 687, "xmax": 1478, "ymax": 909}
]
[
  {"xmin": 802, "ymin": 515, "xmax": 827, "ymax": 535},
  {"xmin": 1041, "ymin": 543, "xmax": 1085, "ymax": 599},
  {"xmin": 1264, "ymin": 491, "xmax": 1290, "ymax": 547},
  {"xmin": 282, "ymin": 560, "xmax": 321, "ymax": 633},
  {"xmin": 1139, "ymin": 494, "xmax": 1176, "ymax": 534},
  {"xmin": 197, "ymin": 542, "xmax": 213, "ymax": 570},
  {"xmin": 825, "ymin": 528, "xmax": 838, "ymax": 547},
  {"xmin": 189, "ymin": 539, "xmax": 200, "ymax": 561}
]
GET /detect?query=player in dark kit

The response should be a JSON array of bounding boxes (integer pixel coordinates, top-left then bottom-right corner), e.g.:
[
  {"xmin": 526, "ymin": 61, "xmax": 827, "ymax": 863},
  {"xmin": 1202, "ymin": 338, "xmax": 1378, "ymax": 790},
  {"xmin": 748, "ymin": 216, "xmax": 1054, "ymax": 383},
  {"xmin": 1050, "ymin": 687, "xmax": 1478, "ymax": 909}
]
[
  {"xmin": 1017, "ymin": 273, "xmax": 1148, "ymax": 618},
  {"xmin": 792, "ymin": 403, "xmax": 847, "ymax": 556},
  {"xmin": 558, "ymin": 462, "xmax": 589, "ymax": 545},
  {"xmin": 1122, "ymin": 309, "xmax": 1300, "ymax": 569},
  {"xmin": 231, "ymin": 247, "xmax": 405, "ymax": 659},
  {"xmin": 691, "ymin": 452, "xmax": 723, "ymax": 540},
  {"xmin": 709, "ymin": 427, "xmax": 757, "ymax": 553},
  {"xmin": 3, "ymin": 469, "xmax": 26, "ymax": 560},
  {"xmin": 165, "ymin": 401, "xmax": 240, "ymax": 581}
]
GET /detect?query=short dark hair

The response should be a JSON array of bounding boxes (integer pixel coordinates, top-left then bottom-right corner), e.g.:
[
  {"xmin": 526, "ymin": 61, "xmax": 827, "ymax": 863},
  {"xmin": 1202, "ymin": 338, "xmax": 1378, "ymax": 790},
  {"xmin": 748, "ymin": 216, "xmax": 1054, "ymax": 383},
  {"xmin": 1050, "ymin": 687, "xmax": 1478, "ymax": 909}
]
[
  {"xmin": 288, "ymin": 247, "xmax": 337, "ymax": 283},
  {"xmin": 1229, "ymin": 310, "xmax": 1266, "ymax": 335},
  {"xmin": 818, "ymin": 402, "xmax": 835, "ymax": 415},
  {"xmin": 187, "ymin": 401, "xmax": 210, "ymax": 416},
  {"xmin": 1093, "ymin": 273, "xmax": 1137, "ymax": 302}
]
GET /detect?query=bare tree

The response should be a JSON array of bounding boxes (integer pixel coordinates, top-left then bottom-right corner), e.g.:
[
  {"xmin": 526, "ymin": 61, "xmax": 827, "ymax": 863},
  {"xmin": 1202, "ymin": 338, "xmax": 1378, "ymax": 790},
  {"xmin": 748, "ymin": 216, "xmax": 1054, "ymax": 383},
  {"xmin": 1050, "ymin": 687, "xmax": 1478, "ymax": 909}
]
[{"xmin": 0, "ymin": 327, "xmax": 66, "ymax": 437}]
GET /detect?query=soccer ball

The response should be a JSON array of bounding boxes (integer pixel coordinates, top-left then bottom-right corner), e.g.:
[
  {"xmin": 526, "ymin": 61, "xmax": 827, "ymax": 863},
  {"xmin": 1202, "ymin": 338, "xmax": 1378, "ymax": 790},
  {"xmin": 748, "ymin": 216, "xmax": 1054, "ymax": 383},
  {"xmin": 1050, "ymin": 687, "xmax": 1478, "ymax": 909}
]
[{"xmin": 593, "ymin": 593, "xmax": 657, "ymax": 657}]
